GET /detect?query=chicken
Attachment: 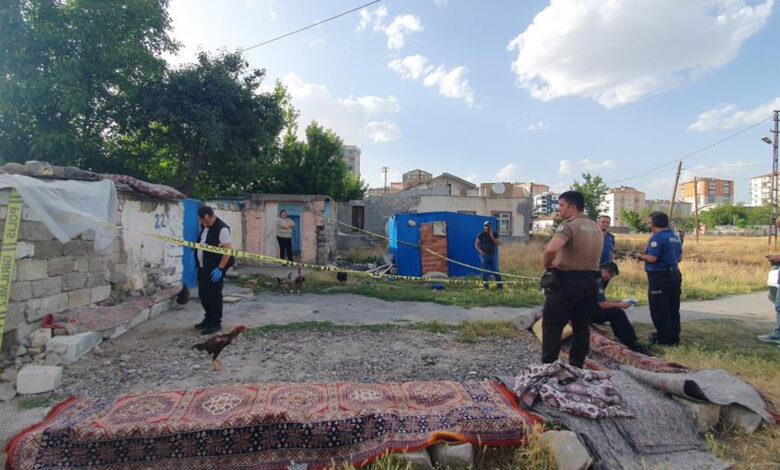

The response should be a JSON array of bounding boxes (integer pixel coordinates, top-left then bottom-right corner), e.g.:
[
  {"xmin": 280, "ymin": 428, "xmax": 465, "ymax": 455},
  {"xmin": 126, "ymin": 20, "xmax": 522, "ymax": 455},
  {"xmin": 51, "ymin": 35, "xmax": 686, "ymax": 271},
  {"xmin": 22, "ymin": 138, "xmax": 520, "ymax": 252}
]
[
  {"xmin": 293, "ymin": 268, "xmax": 305, "ymax": 295},
  {"xmin": 336, "ymin": 272, "xmax": 348, "ymax": 283},
  {"xmin": 277, "ymin": 269, "xmax": 304, "ymax": 295},
  {"xmin": 192, "ymin": 325, "xmax": 247, "ymax": 371}
]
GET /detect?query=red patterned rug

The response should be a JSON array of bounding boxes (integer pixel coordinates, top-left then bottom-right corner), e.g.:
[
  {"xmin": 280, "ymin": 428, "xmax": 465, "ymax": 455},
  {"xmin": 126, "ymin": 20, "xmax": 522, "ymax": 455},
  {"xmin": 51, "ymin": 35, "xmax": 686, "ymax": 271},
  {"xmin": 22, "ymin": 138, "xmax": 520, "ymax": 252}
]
[{"xmin": 5, "ymin": 381, "xmax": 540, "ymax": 470}]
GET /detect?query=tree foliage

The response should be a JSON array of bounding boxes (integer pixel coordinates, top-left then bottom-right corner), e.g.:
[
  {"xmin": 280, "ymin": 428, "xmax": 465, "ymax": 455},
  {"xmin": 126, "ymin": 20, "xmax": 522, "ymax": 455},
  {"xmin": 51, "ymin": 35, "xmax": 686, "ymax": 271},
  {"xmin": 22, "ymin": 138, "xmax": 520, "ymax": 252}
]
[
  {"xmin": 572, "ymin": 172, "xmax": 608, "ymax": 220},
  {"xmin": 698, "ymin": 203, "xmax": 771, "ymax": 228},
  {"xmin": 620, "ymin": 210, "xmax": 649, "ymax": 233},
  {"xmin": 0, "ymin": 0, "xmax": 176, "ymax": 167}
]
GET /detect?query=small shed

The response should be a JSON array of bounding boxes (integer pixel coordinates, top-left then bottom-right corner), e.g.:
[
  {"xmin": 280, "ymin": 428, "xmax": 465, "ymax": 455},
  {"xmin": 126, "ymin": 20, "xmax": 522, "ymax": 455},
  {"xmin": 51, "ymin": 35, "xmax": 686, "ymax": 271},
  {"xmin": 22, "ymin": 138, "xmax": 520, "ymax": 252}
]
[{"xmin": 389, "ymin": 211, "xmax": 496, "ymax": 278}]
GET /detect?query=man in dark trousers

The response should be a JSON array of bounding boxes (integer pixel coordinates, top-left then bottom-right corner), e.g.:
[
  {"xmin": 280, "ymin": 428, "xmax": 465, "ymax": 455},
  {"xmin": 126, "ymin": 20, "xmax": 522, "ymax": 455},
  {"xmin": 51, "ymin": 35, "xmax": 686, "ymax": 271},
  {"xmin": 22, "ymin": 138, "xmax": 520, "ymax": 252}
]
[
  {"xmin": 541, "ymin": 191, "xmax": 603, "ymax": 367},
  {"xmin": 632, "ymin": 211, "xmax": 683, "ymax": 346},
  {"xmin": 474, "ymin": 220, "xmax": 503, "ymax": 290},
  {"xmin": 195, "ymin": 206, "xmax": 234, "ymax": 335},
  {"xmin": 594, "ymin": 262, "xmax": 650, "ymax": 355},
  {"xmin": 598, "ymin": 215, "xmax": 615, "ymax": 264}
]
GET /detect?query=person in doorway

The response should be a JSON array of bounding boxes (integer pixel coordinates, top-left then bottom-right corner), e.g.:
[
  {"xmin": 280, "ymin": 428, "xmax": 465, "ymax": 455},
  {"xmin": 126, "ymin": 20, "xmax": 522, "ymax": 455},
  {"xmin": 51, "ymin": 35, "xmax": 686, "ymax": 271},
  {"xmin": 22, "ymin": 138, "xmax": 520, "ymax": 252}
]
[
  {"xmin": 195, "ymin": 206, "xmax": 234, "ymax": 335},
  {"xmin": 631, "ymin": 212, "xmax": 683, "ymax": 346},
  {"xmin": 541, "ymin": 191, "xmax": 603, "ymax": 368},
  {"xmin": 598, "ymin": 215, "xmax": 615, "ymax": 264},
  {"xmin": 474, "ymin": 221, "xmax": 503, "ymax": 290},
  {"xmin": 595, "ymin": 262, "xmax": 650, "ymax": 355},
  {"xmin": 758, "ymin": 216, "xmax": 780, "ymax": 346},
  {"xmin": 276, "ymin": 210, "xmax": 295, "ymax": 262}
]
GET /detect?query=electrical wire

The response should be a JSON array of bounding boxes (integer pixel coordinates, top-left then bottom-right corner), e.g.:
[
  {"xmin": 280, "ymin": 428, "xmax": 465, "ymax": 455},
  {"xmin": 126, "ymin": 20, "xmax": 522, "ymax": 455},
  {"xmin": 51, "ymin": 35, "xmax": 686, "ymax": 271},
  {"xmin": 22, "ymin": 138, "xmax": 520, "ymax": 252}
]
[
  {"xmin": 607, "ymin": 115, "xmax": 774, "ymax": 186},
  {"xmin": 241, "ymin": 0, "xmax": 383, "ymax": 52}
]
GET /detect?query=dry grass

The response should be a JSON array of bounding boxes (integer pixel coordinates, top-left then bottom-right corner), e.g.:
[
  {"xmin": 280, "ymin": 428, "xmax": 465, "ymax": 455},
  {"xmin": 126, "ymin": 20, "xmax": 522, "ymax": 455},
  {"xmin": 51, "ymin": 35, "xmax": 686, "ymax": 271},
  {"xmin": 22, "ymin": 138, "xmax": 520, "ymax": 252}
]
[{"xmin": 500, "ymin": 235, "xmax": 769, "ymax": 303}]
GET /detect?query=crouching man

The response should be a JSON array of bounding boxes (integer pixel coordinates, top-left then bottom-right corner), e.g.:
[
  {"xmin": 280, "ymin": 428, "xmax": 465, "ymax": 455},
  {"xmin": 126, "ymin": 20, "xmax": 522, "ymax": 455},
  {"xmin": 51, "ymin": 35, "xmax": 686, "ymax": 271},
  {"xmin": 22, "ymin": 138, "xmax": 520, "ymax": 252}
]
[{"xmin": 594, "ymin": 262, "xmax": 650, "ymax": 355}]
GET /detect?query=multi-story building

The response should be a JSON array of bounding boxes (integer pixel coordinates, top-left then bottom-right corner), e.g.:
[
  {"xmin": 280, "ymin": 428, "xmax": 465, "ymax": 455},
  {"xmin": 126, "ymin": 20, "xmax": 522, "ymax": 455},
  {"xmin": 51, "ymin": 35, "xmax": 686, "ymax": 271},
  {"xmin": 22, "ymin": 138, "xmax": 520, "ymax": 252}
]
[
  {"xmin": 402, "ymin": 169, "xmax": 433, "ymax": 189},
  {"xmin": 342, "ymin": 145, "xmax": 361, "ymax": 179},
  {"xmin": 533, "ymin": 192, "xmax": 560, "ymax": 216},
  {"xmin": 678, "ymin": 178, "xmax": 734, "ymax": 207},
  {"xmin": 601, "ymin": 186, "xmax": 645, "ymax": 227},
  {"xmin": 515, "ymin": 182, "xmax": 550, "ymax": 198},
  {"xmin": 750, "ymin": 172, "xmax": 778, "ymax": 207},
  {"xmin": 645, "ymin": 199, "xmax": 693, "ymax": 216}
]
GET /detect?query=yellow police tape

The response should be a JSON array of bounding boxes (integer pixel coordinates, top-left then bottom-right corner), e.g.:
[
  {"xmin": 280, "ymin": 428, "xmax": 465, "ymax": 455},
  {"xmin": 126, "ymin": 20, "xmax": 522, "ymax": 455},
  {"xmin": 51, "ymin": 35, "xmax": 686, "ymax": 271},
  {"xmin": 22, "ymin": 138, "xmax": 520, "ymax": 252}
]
[
  {"xmin": 90, "ymin": 218, "xmax": 538, "ymax": 287},
  {"xmin": 334, "ymin": 219, "xmax": 539, "ymax": 281},
  {"xmin": 0, "ymin": 189, "xmax": 23, "ymax": 350}
]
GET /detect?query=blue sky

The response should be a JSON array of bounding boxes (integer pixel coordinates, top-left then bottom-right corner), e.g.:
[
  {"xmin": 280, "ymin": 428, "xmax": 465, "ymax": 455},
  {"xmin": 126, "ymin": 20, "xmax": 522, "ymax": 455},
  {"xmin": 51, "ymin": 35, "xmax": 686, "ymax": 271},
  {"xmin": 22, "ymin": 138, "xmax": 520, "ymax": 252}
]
[{"xmin": 167, "ymin": 0, "xmax": 780, "ymax": 202}]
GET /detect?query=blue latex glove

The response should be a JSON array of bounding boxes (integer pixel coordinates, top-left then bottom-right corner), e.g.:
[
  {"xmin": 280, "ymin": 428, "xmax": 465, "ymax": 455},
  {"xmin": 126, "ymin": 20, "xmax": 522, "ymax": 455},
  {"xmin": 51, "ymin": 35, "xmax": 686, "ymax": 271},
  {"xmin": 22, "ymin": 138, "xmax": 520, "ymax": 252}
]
[{"xmin": 210, "ymin": 267, "xmax": 223, "ymax": 282}]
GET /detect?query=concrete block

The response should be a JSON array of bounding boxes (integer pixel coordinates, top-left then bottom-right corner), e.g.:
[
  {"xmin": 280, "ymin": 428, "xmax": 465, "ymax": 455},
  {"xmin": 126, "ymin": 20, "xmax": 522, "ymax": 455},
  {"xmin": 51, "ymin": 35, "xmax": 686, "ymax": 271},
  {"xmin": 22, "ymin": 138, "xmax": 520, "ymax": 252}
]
[
  {"xmin": 73, "ymin": 258, "xmax": 89, "ymax": 273},
  {"xmin": 514, "ymin": 307, "xmax": 543, "ymax": 331},
  {"xmin": 25, "ymin": 293, "xmax": 69, "ymax": 322},
  {"xmin": 103, "ymin": 309, "xmax": 149, "ymax": 339},
  {"xmin": 673, "ymin": 397, "xmax": 721, "ymax": 433},
  {"xmin": 15, "ymin": 259, "xmax": 48, "ymax": 281},
  {"xmin": 88, "ymin": 256, "xmax": 105, "ymax": 272},
  {"xmin": 541, "ymin": 431, "xmax": 592, "ymax": 470},
  {"xmin": 45, "ymin": 353, "xmax": 63, "ymax": 366},
  {"xmin": 47, "ymin": 256, "xmax": 74, "ymax": 276},
  {"xmin": 0, "ymin": 369, "xmax": 17, "ymax": 382},
  {"xmin": 34, "ymin": 240, "xmax": 63, "ymax": 260},
  {"xmin": 68, "ymin": 288, "xmax": 92, "ymax": 309},
  {"xmin": 16, "ymin": 365, "xmax": 62, "ymax": 394},
  {"xmin": 46, "ymin": 332, "xmax": 102, "ymax": 363},
  {"xmin": 62, "ymin": 239, "xmax": 91, "ymax": 256},
  {"xmin": 29, "ymin": 329, "xmax": 52, "ymax": 349},
  {"xmin": 62, "ymin": 272, "xmax": 87, "ymax": 291},
  {"xmin": 32, "ymin": 277, "xmax": 63, "ymax": 297},
  {"xmin": 91, "ymin": 285, "xmax": 111, "ymax": 304},
  {"xmin": 20, "ymin": 221, "xmax": 54, "ymax": 241},
  {"xmin": 149, "ymin": 299, "xmax": 171, "ymax": 318},
  {"xmin": 10, "ymin": 281, "xmax": 32, "ymax": 302},
  {"xmin": 5, "ymin": 301, "xmax": 26, "ymax": 328},
  {"xmin": 428, "ymin": 442, "xmax": 473, "ymax": 469},
  {"xmin": 393, "ymin": 449, "xmax": 432, "ymax": 470},
  {"xmin": 87, "ymin": 272, "xmax": 108, "ymax": 288},
  {"xmin": 15, "ymin": 241, "xmax": 35, "ymax": 259},
  {"xmin": 721, "ymin": 404, "xmax": 763, "ymax": 435}
]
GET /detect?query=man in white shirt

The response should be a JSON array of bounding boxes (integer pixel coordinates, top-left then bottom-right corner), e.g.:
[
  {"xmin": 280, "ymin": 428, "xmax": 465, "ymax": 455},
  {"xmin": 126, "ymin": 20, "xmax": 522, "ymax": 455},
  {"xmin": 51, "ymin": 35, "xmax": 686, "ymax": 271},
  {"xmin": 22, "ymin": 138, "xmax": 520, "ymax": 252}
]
[{"xmin": 194, "ymin": 206, "xmax": 234, "ymax": 335}]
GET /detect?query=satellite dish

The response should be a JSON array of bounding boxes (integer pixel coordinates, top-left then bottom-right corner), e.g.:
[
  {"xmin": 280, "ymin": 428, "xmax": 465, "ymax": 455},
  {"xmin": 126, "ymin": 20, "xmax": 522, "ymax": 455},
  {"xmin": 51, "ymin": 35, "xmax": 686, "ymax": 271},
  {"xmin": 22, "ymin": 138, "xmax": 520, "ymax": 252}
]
[{"xmin": 492, "ymin": 182, "xmax": 506, "ymax": 195}]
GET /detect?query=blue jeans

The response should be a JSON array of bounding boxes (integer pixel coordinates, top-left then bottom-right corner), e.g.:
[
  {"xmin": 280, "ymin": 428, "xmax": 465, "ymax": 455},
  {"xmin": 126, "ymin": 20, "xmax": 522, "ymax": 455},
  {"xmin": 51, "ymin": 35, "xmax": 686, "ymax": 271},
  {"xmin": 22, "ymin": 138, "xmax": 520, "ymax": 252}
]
[
  {"xmin": 773, "ymin": 288, "xmax": 780, "ymax": 336},
  {"xmin": 480, "ymin": 253, "xmax": 503, "ymax": 288}
]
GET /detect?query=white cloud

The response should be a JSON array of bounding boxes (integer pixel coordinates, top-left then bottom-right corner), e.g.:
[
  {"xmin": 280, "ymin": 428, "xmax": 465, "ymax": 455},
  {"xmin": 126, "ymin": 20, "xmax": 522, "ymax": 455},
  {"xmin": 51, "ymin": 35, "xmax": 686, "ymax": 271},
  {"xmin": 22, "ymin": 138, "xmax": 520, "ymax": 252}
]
[
  {"xmin": 496, "ymin": 163, "xmax": 521, "ymax": 180},
  {"xmin": 688, "ymin": 97, "xmax": 780, "ymax": 131},
  {"xmin": 245, "ymin": 0, "xmax": 277, "ymax": 21},
  {"xmin": 363, "ymin": 121, "xmax": 401, "ymax": 143},
  {"xmin": 309, "ymin": 37, "xmax": 326, "ymax": 47},
  {"xmin": 558, "ymin": 160, "xmax": 573, "ymax": 175},
  {"xmin": 578, "ymin": 158, "xmax": 616, "ymax": 170},
  {"xmin": 281, "ymin": 73, "xmax": 401, "ymax": 145},
  {"xmin": 507, "ymin": 0, "xmax": 774, "ymax": 108},
  {"xmin": 525, "ymin": 121, "xmax": 547, "ymax": 131},
  {"xmin": 356, "ymin": 6, "xmax": 421, "ymax": 49},
  {"xmin": 388, "ymin": 55, "xmax": 475, "ymax": 106},
  {"xmin": 388, "ymin": 55, "xmax": 432, "ymax": 80}
]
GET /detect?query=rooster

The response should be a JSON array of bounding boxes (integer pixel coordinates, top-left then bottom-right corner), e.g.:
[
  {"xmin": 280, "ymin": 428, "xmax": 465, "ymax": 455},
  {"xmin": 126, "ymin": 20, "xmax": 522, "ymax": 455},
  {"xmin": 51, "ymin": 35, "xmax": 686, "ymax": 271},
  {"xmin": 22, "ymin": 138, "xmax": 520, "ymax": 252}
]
[
  {"xmin": 277, "ymin": 269, "xmax": 304, "ymax": 295},
  {"xmin": 192, "ymin": 325, "xmax": 246, "ymax": 371},
  {"xmin": 336, "ymin": 272, "xmax": 347, "ymax": 283}
]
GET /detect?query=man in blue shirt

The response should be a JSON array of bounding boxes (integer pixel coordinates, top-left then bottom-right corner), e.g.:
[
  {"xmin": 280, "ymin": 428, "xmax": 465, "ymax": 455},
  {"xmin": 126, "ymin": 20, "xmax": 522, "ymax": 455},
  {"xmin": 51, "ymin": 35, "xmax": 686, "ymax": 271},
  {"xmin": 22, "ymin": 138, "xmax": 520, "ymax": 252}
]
[
  {"xmin": 594, "ymin": 262, "xmax": 649, "ymax": 354},
  {"xmin": 631, "ymin": 212, "xmax": 683, "ymax": 346},
  {"xmin": 474, "ymin": 221, "xmax": 503, "ymax": 290},
  {"xmin": 598, "ymin": 215, "xmax": 615, "ymax": 264}
]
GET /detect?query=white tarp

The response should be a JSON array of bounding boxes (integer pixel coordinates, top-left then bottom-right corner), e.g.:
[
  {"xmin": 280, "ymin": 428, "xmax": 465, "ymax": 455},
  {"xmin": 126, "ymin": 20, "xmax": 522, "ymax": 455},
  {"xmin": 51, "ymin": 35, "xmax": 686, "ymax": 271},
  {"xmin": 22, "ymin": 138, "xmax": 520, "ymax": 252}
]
[{"xmin": 0, "ymin": 173, "xmax": 118, "ymax": 251}]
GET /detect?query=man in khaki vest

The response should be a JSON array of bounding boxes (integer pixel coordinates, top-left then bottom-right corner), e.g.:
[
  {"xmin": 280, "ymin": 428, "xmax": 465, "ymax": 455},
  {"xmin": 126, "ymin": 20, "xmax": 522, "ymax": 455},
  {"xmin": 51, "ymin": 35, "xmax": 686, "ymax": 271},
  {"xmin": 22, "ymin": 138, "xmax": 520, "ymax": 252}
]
[{"xmin": 541, "ymin": 191, "xmax": 603, "ymax": 367}]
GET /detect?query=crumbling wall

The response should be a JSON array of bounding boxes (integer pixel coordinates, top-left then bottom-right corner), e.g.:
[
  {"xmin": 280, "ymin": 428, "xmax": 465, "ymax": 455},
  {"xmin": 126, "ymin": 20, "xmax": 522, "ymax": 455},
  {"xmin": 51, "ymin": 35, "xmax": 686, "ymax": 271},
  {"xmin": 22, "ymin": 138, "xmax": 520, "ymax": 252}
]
[
  {"xmin": 112, "ymin": 193, "xmax": 183, "ymax": 295},
  {"xmin": 1, "ymin": 190, "xmax": 115, "ymax": 349}
]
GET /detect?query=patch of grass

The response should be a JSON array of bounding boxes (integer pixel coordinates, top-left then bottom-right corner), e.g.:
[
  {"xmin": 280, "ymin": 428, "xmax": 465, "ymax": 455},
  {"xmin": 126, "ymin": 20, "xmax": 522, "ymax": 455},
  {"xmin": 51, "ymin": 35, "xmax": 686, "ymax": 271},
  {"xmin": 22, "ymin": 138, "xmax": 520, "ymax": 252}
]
[
  {"xmin": 16, "ymin": 394, "xmax": 61, "ymax": 410},
  {"xmin": 244, "ymin": 321, "xmax": 399, "ymax": 336},
  {"xmin": 340, "ymin": 247, "xmax": 386, "ymax": 265},
  {"xmin": 457, "ymin": 320, "xmax": 522, "ymax": 344},
  {"xmin": 705, "ymin": 423, "xmax": 780, "ymax": 469}
]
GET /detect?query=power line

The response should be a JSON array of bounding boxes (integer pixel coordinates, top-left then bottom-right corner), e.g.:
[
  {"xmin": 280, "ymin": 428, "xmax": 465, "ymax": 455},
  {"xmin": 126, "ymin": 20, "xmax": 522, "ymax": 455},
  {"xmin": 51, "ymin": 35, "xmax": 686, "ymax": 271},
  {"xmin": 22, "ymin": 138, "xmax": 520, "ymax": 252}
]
[
  {"xmin": 607, "ymin": 115, "xmax": 774, "ymax": 186},
  {"xmin": 241, "ymin": 0, "xmax": 383, "ymax": 52}
]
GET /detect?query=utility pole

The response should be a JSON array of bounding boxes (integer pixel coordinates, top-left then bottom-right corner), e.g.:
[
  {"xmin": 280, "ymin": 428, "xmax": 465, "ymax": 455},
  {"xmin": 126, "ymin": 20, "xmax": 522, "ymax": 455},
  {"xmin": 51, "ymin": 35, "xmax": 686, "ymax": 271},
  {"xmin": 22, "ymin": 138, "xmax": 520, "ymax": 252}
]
[
  {"xmin": 669, "ymin": 161, "xmax": 683, "ymax": 220},
  {"xmin": 381, "ymin": 166, "xmax": 389, "ymax": 194},
  {"xmin": 772, "ymin": 111, "xmax": 779, "ymax": 248},
  {"xmin": 693, "ymin": 176, "xmax": 699, "ymax": 244}
]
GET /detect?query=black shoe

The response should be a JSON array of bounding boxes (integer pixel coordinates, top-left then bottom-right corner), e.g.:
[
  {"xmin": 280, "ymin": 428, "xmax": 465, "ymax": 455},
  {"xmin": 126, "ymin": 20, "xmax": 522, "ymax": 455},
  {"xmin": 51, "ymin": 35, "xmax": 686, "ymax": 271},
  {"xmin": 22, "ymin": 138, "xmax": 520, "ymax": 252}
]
[
  {"xmin": 194, "ymin": 321, "xmax": 208, "ymax": 329},
  {"xmin": 201, "ymin": 325, "xmax": 222, "ymax": 335},
  {"xmin": 630, "ymin": 344, "xmax": 653, "ymax": 356},
  {"xmin": 647, "ymin": 332, "xmax": 658, "ymax": 344}
]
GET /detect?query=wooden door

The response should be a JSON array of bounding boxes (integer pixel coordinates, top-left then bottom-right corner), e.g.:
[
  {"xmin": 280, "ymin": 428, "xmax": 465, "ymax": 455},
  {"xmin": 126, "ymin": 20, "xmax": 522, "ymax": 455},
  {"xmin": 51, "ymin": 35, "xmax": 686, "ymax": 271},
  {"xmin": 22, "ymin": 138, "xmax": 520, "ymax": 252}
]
[{"xmin": 419, "ymin": 221, "xmax": 448, "ymax": 275}]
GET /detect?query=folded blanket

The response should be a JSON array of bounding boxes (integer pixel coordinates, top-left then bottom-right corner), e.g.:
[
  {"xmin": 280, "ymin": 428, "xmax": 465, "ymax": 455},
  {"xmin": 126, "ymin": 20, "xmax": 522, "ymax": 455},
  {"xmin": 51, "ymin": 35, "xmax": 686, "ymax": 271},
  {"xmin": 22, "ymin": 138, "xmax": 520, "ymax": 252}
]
[{"xmin": 512, "ymin": 361, "xmax": 635, "ymax": 419}]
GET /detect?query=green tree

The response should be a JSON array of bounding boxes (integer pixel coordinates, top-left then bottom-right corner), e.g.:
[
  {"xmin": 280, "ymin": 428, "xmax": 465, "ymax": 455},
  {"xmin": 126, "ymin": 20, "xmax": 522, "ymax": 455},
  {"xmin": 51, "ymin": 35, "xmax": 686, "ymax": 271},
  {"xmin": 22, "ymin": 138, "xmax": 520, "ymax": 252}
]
[
  {"xmin": 0, "ymin": 0, "xmax": 177, "ymax": 167},
  {"xmin": 117, "ymin": 51, "xmax": 284, "ymax": 197},
  {"xmin": 572, "ymin": 172, "xmax": 608, "ymax": 220},
  {"xmin": 620, "ymin": 210, "xmax": 649, "ymax": 232}
]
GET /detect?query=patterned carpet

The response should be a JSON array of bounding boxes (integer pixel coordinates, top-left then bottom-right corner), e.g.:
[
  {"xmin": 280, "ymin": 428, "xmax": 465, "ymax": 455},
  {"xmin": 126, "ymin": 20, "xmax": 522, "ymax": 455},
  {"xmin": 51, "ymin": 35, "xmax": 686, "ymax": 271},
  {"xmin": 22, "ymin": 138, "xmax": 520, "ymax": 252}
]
[{"xmin": 5, "ymin": 381, "xmax": 540, "ymax": 470}]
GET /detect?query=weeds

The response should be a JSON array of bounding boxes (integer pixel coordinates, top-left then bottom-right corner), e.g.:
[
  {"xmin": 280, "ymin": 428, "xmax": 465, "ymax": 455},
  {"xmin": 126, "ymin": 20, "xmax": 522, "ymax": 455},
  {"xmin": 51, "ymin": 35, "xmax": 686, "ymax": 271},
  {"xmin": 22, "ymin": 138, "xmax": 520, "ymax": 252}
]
[{"xmin": 16, "ymin": 394, "xmax": 61, "ymax": 410}]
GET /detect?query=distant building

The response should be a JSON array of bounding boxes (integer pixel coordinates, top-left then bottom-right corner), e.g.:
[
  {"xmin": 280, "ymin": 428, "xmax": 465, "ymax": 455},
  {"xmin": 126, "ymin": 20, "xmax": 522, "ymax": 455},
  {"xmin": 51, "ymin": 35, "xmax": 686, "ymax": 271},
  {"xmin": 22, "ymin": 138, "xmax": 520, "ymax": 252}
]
[
  {"xmin": 515, "ymin": 182, "xmax": 550, "ymax": 197},
  {"xmin": 750, "ymin": 172, "xmax": 778, "ymax": 207},
  {"xmin": 342, "ymin": 145, "xmax": 361, "ymax": 179},
  {"xmin": 645, "ymin": 199, "xmax": 693, "ymax": 216},
  {"xmin": 601, "ymin": 186, "xmax": 645, "ymax": 227},
  {"xmin": 479, "ymin": 182, "xmax": 547, "ymax": 198},
  {"xmin": 532, "ymin": 215, "xmax": 558, "ymax": 233},
  {"xmin": 533, "ymin": 192, "xmax": 559, "ymax": 216},
  {"xmin": 401, "ymin": 169, "xmax": 432, "ymax": 189},
  {"xmin": 406, "ymin": 172, "xmax": 477, "ymax": 196},
  {"xmin": 679, "ymin": 178, "xmax": 734, "ymax": 207}
]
